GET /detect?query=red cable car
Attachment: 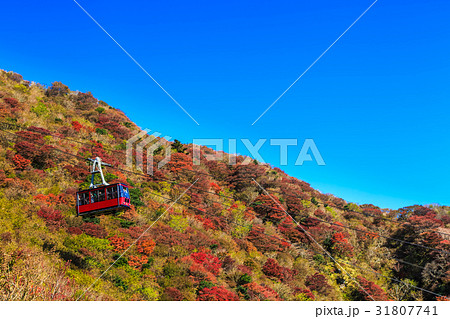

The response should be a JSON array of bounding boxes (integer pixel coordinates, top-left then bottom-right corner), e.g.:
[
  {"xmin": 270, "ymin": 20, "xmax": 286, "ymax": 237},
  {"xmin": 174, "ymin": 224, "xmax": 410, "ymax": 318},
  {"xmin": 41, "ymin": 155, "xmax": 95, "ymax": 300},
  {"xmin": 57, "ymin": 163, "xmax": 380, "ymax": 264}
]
[{"xmin": 76, "ymin": 157, "xmax": 131, "ymax": 216}]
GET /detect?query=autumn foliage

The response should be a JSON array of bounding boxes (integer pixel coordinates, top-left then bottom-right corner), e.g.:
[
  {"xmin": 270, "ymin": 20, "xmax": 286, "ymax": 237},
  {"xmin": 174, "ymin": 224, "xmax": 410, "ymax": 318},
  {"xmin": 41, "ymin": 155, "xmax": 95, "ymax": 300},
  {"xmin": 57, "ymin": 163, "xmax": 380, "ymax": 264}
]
[
  {"xmin": 189, "ymin": 252, "xmax": 221, "ymax": 276},
  {"xmin": 136, "ymin": 239, "xmax": 156, "ymax": 255},
  {"xmin": 356, "ymin": 276, "xmax": 388, "ymax": 301},
  {"xmin": 0, "ymin": 70, "xmax": 448, "ymax": 301},
  {"xmin": 109, "ymin": 236, "xmax": 130, "ymax": 252},
  {"xmin": 37, "ymin": 207, "xmax": 65, "ymax": 230},
  {"xmin": 197, "ymin": 286, "xmax": 239, "ymax": 301},
  {"xmin": 305, "ymin": 273, "xmax": 332, "ymax": 295}
]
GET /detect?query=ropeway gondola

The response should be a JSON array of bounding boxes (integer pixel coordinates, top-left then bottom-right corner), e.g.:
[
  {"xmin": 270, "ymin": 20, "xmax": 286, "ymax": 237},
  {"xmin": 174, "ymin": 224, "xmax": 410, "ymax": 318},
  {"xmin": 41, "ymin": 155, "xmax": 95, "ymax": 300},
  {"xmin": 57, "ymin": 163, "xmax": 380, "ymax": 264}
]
[{"xmin": 76, "ymin": 157, "xmax": 131, "ymax": 216}]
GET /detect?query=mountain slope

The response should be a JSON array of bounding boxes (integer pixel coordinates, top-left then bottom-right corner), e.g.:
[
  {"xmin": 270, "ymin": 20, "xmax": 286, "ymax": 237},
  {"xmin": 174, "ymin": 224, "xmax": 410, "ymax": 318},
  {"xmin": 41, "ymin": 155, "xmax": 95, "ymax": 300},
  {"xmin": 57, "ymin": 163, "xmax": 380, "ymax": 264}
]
[{"xmin": 0, "ymin": 69, "xmax": 448, "ymax": 301}]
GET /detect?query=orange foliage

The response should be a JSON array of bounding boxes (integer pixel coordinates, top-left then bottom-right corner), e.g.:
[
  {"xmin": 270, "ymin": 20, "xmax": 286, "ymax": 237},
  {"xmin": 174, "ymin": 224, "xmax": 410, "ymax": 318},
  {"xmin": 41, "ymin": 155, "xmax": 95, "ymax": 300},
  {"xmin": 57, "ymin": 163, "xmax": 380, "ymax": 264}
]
[
  {"xmin": 109, "ymin": 236, "xmax": 130, "ymax": 252},
  {"xmin": 13, "ymin": 154, "xmax": 31, "ymax": 170},
  {"xmin": 34, "ymin": 193, "xmax": 61, "ymax": 206},
  {"xmin": 128, "ymin": 255, "xmax": 148, "ymax": 270},
  {"xmin": 137, "ymin": 239, "xmax": 156, "ymax": 255}
]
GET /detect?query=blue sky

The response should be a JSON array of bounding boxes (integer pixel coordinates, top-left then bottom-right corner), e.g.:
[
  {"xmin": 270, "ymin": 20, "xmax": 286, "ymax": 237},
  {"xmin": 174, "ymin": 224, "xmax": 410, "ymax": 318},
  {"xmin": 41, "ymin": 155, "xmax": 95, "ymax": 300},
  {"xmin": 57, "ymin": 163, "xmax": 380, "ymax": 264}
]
[{"xmin": 1, "ymin": 0, "xmax": 449, "ymax": 209}]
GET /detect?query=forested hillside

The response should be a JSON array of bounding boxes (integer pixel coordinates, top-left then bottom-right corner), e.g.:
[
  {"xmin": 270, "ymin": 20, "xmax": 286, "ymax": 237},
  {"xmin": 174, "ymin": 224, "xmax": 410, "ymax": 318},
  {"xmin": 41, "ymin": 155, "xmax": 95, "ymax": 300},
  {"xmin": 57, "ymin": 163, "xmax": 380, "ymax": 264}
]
[{"xmin": 0, "ymin": 69, "xmax": 448, "ymax": 301}]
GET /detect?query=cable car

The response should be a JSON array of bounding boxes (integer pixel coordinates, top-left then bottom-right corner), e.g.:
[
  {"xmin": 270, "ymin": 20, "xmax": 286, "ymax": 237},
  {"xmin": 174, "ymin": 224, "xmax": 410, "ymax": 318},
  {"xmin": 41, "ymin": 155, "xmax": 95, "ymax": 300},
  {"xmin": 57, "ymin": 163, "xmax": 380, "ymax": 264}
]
[{"xmin": 76, "ymin": 157, "xmax": 131, "ymax": 216}]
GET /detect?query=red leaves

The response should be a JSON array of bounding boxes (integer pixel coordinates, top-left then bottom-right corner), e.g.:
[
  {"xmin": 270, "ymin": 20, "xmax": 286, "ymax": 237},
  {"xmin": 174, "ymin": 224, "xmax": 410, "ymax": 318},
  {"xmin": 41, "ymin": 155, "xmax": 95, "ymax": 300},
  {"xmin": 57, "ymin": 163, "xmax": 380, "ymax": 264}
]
[
  {"xmin": 195, "ymin": 215, "xmax": 216, "ymax": 230},
  {"xmin": 28, "ymin": 126, "xmax": 51, "ymax": 136},
  {"xmin": 190, "ymin": 252, "xmax": 221, "ymax": 276},
  {"xmin": 246, "ymin": 225, "xmax": 289, "ymax": 253},
  {"xmin": 262, "ymin": 258, "xmax": 284, "ymax": 281},
  {"xmin": 16, "ymin": 131, "xmax": 44, "ymax": 145},
  {"xmin": 37, "ymin": 207, "xmax": 65, "ymax": 230},
  {"xmin": 68, "ymin": 227, "xmax": 82, "ymax": 235},
  {"xmin": 210, "ymin": 182, "xmax": 221, "ymax": 193},
  {"xmin": 3, "ymin": 97, "xmax": 20, "ymax": 109},
  {"xmin": 331, "ymin": 232, "xmax": 354, "ymax": 257},
  {"xmin": 305, "ymin": 273, "xmax": 332, "ymax": 295},
  {"xmin": 408, "ymin": 214, "xmax": 443, "ymax": 229},
  {"xmin": 252, "ymin": 194, "xmax": 285, "ymax": 223},
  {"xmin": 71, "ymin": 121, "xmax": 83, "ymax": 132},
  {"xmin": 136, "ymin": 239, "xmax": 156, "ymax": 255},
  {"xmin": 12, "ymin": 154, "xmax": 31, "ymax": 170},
  {"xmin": 262, "ymin": 258, "xmax": 296, "ymax": 282},
  {"xmin": 128, "ymin": 255, "xmax": 148, "ymax": 270},
  {"xmin": 109, "ymin": 236, "xmax": 130, "ymax": 252},
  {"xmin": 197, "ymin": 286, "xmax": 239, "ymax": 301},
  {"xmin": 34, "ymin": 193, "xmax": 61, "ymax": 206},
  {"xmin": 278, "ymin": 218, "xmax": 305, "ymax": 242},
  {"xmin": 294, "ymin": 287, "xmax": 315, "ymax": 300},
  {"xmin": 243, "ymin": 282, "xmax": 281, "ymax": 301},
  {"xmin": 14, "ymin": 131, "xmax": 54, "ymax": 169},
  {"xmin": 228, "ymin": 164, "xmax": 265, "ymax": 191},
  {"xmin": 64, "ymin": 164, "xmax": 86, "ymax": 180},
  {"xmin": 357, "ymin": 276, "xmax": 388, "ymax": 301},
  {"xmin": 81, "ymin": 223, "xmax": 107, "ymax": 238},
  {"xmin": 166, "ymin": 152, "xmax": 193, "ymax": 173}
]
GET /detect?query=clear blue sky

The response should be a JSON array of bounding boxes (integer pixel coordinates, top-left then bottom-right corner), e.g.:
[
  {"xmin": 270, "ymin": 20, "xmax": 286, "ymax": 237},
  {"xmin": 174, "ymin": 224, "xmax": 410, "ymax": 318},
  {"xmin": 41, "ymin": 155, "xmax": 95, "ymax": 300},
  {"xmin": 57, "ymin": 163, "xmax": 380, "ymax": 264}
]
[{"xmin": 1, "ymin": 0, "xmax": 449, "ymax": 209}]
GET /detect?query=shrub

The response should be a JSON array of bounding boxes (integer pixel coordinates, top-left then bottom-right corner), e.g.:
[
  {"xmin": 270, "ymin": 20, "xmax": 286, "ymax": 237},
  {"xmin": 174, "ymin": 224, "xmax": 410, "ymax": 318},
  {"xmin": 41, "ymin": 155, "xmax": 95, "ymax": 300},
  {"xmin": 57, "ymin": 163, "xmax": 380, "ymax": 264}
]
[
  {"xmin": 128, "ymin": 255, "xmax": 148, "ymax": 270},
  {"xmin": 75, "ymin": 92, "xmax": 97, "ymax": 110},
  {"xmin": 163, "ymin": 261, "xmax": 185, "ymax": 278},
  {"xmin": 3, "ymin": 97, "xmax": 20, "ymax": 109},
  {"xmin": 112, "ymin": 253, "xmax": 128, "ymax": 267},
  {"xmin": 68, "ymin": 227, "xmax": 83, "ymax": 235},
  {"xmin": 109, "ymin": 235, "xmax": 130, "ymax": 252},
  {"xmin": 331, "ymin": 232, "xmax": 354, "ymax": 257},
  {"xmin": 65, "ymin": 165, "xmax": 86, "ymax": 180},
  {"xmin": 356, "ymin": 276, "xmax": 388, "ymax": 301},
  {"xmin": 190, "ymin": 252, "xmax": 221, "ymax": 276},
  {"xmin": 95, "ymin": 128, "xmax": 107, "ymax": 135},
  {"xmin": 237, "ymin": 273, "xmax": 252, "ymax": 286},
  {"xmin": 14, "ymin": 84, "xmax": 28, "ymax": 93},
  {"xmin": 81, "ymin": 223, "xmax": 107, "ymax": 238},
  {"xmin": 166, "ymin": 152, "xmax": 193, "ymax": 173},
  {"xmin": 46, "ymin": 81, "xmax": 69, "ymax": 97},
  {"xmin": 6, "ymin": 71, "xmax": 23, "ymax": 82},
  {"xmin": 113, "ymin": 276, "xmax": 128, "ymax": 291},
  {"xmin": 64, "ymin": 234, "xmax": 111, "ymax": 252},
  {"xmin": 14, "ymin": 131, "xmax": 54, "ymax": 169},
  {"xmin": 305, "ymin": 273, "xmax": 332, "ymax": 295},
  {"xmin": 120, "ymin": 220, "xmax": 135, "ymax": 229},
  {"xmin": 252, "ymin": 195, "xmax": 286, "ymax": 223},
  {"xmin": 294, "ymin": 288, "xmax": 315, "ymax": 301},
  {"xmin": 171, "ymin": 139, "xmax": 186, "ymax": 153},
  {"xmin": 243, "ymin": 282, "xmax": 281, "ymax": 301},
  {"xmin": 168, "ymin": 215, "xmax": 189, "ymax": 233},
  {"xmin": 262, "ymin": 258, "xmax": 285, "ymax": 282},
  {"xmin": 82, "ymin": 216, "xmax": 100, "ymax": 224},
  {"xmin": 197, "ymin": 286, "xmax": 239, "ymax": 301},
  {"xmin": 95, "ymin": 107, "xmax": 105, "ymax": 114},
  {"xmin": 129, "ymin": 188, "xmax": 145, "ymax": 206},
  {"xmin": 136, "ymin": 239, "xmax": 156, "ymax": 255},
  {"xmin": 2, "ymin": 178, "xmax": 35, "ymax": 199},
  {"xmin": 246, "ymin": 225, "xmax": 289, "ymax": 253},
  {"xmin": 37, "ymin": 207, "xmax": 65, "ymax": 230},
  {"xmin": 161, "ymin": 287, "xmax": 183, "ymax": 301},
  {"xmin": 12, "ymin": 154, "xmax": 31, "ymax": 170},
  {"xmin": 71, "ymin": 121, "xmax": 83, "ymax": 132},
  {"xmin": 31, "ymin": 102, "xmax": 48, "ymax": 116}
]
